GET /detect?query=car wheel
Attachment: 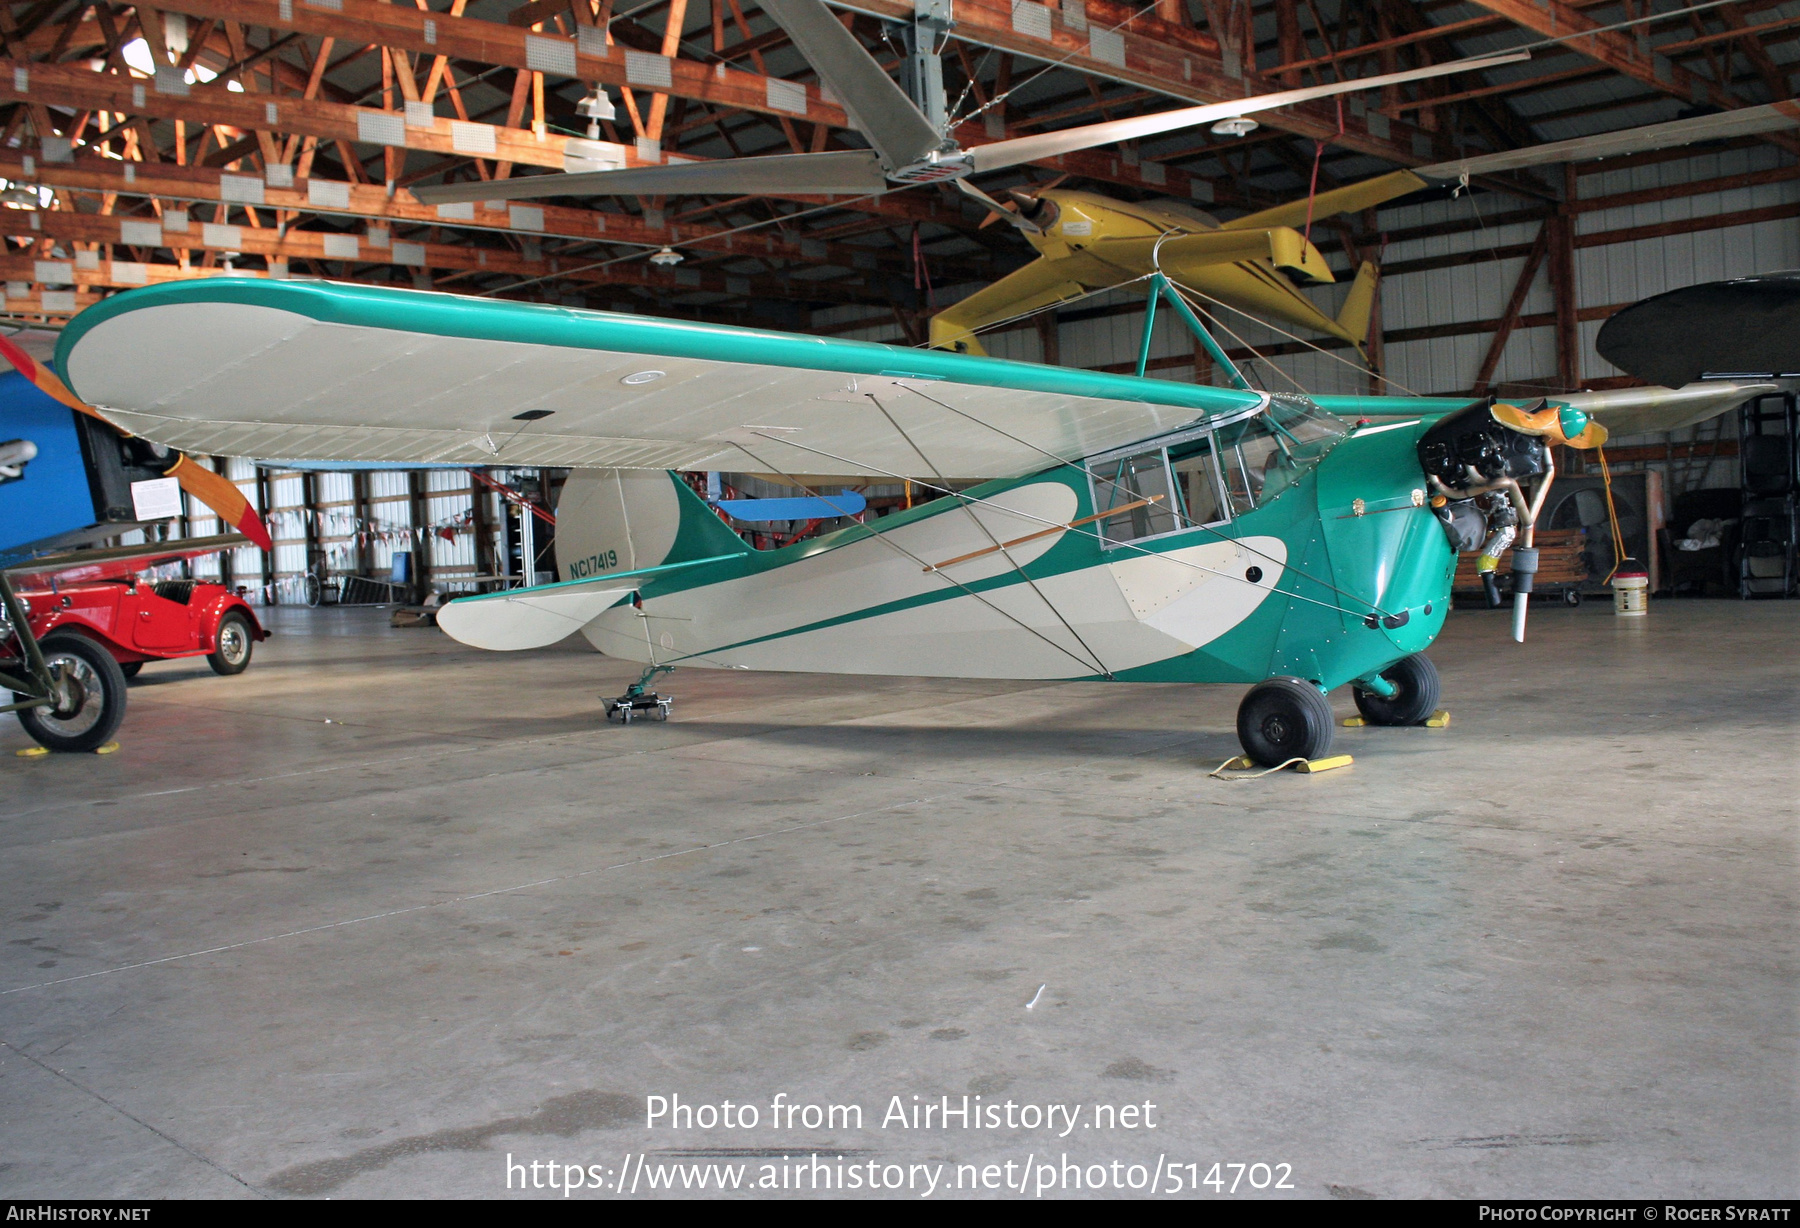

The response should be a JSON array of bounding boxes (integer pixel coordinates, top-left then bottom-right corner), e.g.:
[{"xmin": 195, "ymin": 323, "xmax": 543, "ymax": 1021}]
[
  {"xmin": 119, "ymin": 660, "xmax": 143, "ymax": 679},
  {"xmin": 16, "ymin": 634, "xmax": 128, "ymax": 752},
  {"xmin": 207, "ymin": 612, "xmax": 254, "ymax": 676}
]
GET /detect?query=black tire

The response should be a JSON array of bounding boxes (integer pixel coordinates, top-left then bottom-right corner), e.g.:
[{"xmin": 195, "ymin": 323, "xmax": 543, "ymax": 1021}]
[
  {"xmin": 16, "ymin": 633, "xmax": 128, "ymax": 752},
  {"xmin": 1237, "ymin": 677, "xmax": 1335, "ymax": 767},
  {"xmin": 119, "ymin": 660, "xmax": 143, "ymax": 679},
  {"xmin": 1352, "ymin": 653, "xmax": 1440, "ymax": 727},
  {"xmin": 207, "ymin": 611, "xmax": 254, "ymax": 676},
  {"xmin": 1563, "ymin": 589, "xmax": 1582, "ymax": 608}
]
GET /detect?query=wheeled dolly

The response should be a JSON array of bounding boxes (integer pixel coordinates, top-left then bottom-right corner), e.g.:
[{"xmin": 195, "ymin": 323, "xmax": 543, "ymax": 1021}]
[
  {"xmin": 605, "ymin": 692, "xmax": 672, "ymax": 723},
  {"xmin": 605, "ymin": 664, "xmax": 675, "ymax": 724}
]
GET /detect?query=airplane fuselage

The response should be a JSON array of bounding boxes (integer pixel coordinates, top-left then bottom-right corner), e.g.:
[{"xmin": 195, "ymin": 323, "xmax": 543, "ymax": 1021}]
[{"xmin": 564, "ymin": 407, "xmax": 1452, "ymax": 691}]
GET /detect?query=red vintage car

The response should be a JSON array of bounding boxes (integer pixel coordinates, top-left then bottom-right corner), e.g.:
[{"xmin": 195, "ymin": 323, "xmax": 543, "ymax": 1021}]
[
  {"xmin": 9, "ymin": 532, "xmax": 268, "ymax": 676},
  {"xmin": 14, "ymin": 573, "xmax": 268, "ymax": 679},
  {"xmin": 4, "ymin": 534, "xmax": 266, "ymax": 752}
]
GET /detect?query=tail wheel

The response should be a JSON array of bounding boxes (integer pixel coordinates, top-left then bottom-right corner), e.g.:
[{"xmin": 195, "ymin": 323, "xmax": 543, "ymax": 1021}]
[
  {"xmin": 1352, "ymin": 653, "xmax": 1440, "ymax": 726},
  {"xmin": 16, "ymin": 633, "xmax": 128, "ymax": 752},
  {"xmin": 1236, "ymin": 677, "xmax": 1334, "ymax": 767},
  {"xmin": 207, "ymin": 612, "xmax": 254, "ymax": 676}
]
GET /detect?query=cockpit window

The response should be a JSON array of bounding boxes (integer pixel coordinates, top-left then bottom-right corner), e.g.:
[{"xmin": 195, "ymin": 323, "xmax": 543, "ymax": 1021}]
[
  {"xmin": 1169, "ymin": 440, "xmax": 1226, "ymax": 527},
  {"xmin": 1087, "ymin": 395, "xmax": 1346, "ymax": 545},
  {"xmin": 1093, "ymin": 450, "xmax": 1178, "ymax": 544}
]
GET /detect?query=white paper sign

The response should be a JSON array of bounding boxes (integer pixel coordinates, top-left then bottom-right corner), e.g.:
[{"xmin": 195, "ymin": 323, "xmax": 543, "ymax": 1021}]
[{"xmin": 130, "ymin": 477, "xmax": 183, "ymax": 521}]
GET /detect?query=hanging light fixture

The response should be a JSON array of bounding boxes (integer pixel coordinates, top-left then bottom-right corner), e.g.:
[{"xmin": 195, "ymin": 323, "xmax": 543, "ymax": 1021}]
[
  {"xmin": 575, "ymin": 86, "xmax": 616, "ymax": 140},
  {"xmin": 1210, "ymin": 117, "xmax": 1258, "ymax": 138},
  {"xmin": 648, "ymin": 246, "xmax": 682, "ymax": 267}
]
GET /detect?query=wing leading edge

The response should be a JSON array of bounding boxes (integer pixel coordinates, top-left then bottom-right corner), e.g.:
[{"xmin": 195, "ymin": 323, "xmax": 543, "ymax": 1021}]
[{"xmin": 58, "ymin": 280, "xmax": 1271, "ymax": 482}]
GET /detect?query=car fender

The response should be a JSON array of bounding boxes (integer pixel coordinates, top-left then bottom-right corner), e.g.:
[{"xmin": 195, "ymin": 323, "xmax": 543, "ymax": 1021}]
[
  {"xmin": 27, "ymin": 614, "xmax": 138, "ymax": 661},
  {"xmin": 195, "ymin": 590, "xmax": 269, "ymax": 647}
]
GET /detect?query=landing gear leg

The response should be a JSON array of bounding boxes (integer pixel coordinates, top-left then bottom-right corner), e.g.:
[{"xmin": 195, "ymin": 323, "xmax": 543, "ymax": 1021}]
[{"xmin": 1236, "ymin": 677, "xmax": 1335, "ymax": 767}]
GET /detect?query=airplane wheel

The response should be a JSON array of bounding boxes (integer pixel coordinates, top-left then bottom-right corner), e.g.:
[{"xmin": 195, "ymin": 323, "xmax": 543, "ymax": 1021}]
[
  {"xmin": 1352, "ymin": 653, "xmax": 1440, "ymax": 727},
  {"xmin": 207, "ymin": 612, "xmax": 254, "ymax": 676},
  {"xmin": 119, "ymin": 661, "xmax": 143, "ymax": 679},
  {"xmin": 16, "ymin": 633, "xmax": 128, "ymax": 753},
  {"xmin": 1236, "ymin": 677, "xmax": 1334, "ymax": 767}
]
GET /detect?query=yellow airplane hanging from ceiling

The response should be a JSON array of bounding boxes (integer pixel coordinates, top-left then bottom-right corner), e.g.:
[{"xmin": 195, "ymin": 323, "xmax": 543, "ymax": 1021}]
[
  {"xmin": 928, "ymin": 97, "xmax": 1800, "ymax": 357},
  {"xmin": 927, "ymin": 170, "xmax": 1425, "ymax": 358}
]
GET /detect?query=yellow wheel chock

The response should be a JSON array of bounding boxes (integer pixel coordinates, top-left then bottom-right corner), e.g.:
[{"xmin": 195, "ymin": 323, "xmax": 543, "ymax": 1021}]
[
  {"xmin": 1342, "ymin": 710, "xmax": 1450, "ymax": 728},
  {"xmin": 1211, "ymin": 753, "xmax": 1354, "ymax": 778}
]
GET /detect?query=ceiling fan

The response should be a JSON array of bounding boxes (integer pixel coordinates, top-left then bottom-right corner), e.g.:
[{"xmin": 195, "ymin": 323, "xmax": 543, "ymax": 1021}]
[{"xmin": 411, "ymin": 0, "xmax": 1526, "ymax": 208}]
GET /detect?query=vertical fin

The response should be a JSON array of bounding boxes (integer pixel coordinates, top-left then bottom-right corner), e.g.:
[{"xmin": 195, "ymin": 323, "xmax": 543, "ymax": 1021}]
[
  {"xmin": 556, "ymin": 469, "xmax": 746, "ymax": 580},
  {"xmin": 1336, "ymin": 260, "xmax": 1380, "ymax": 353}
]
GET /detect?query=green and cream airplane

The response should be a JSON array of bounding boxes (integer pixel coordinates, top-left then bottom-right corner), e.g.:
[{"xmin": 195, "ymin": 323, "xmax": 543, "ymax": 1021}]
[{"xmin": 43, "ymin": 278, "xmax": 1771, "ymax": 767}]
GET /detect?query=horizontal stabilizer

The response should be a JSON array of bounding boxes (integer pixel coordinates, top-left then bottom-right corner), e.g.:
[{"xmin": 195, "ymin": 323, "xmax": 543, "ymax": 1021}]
[
  {"xmin": 435, "ymin": 581, "xmax": 637, "ymax": 651},
  {"xmin": 436, "ymin": 552, "xmax": 745, "ymax": 651}
]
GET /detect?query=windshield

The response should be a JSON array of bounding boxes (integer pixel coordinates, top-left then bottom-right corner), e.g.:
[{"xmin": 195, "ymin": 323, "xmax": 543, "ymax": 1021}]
[{"xmin": 1211, "ymin": 394, "xmax": 1349, "ymax": 514}]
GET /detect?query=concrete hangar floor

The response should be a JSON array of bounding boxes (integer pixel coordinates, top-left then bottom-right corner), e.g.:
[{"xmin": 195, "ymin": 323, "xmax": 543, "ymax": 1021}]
[{"xmin": 0, "ymin": 599, "xmax": 1792, "ymax": 1200}]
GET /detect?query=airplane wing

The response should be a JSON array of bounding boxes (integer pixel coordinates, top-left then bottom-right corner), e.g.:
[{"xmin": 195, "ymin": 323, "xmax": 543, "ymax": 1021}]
[
  {"xmin": 58, "ymin": 280, "xmax": 1268, "ymax": 483},
  {"xmin": 926, "ymin": 260, "xmax": 1087, "ymax": 355},
  {"xmin": 1218, "ymin": 170, "xmax": 1431, "ymax": 234},
  {"xmin": 1112, "ymin": 228, "xmax": 1338, "ymax": 284},
  {"xmin": 1595, "ymin": 273, "xmax": 1800, "ymax": 389}
]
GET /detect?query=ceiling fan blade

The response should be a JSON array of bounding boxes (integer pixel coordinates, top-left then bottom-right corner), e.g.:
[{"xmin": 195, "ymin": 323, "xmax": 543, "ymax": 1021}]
[
  {"xmin": 954, "ymin": 177, "xmax": 1040, "ymax": 234},
  {"xmin": 760, "ymin": 0, "xmax": 943, "ymax": 171},
  {"xmin": 1419, "ymin": 99, "xmax": 1800, "ymax": 180},
  {"xmin": 411, "ymin": 149, "xmax": 888, "ymax": 205},
  {"xmin": 967, "ymin": 51, "xmax": 1531, "ymax": 173}
]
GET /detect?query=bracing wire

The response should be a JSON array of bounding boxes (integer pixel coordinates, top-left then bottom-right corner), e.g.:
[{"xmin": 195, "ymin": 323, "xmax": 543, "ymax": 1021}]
[
  {"xmin": 896, "ymin": 382, "xmax": 1404, "ymax": 620},
  {"xmin": 1159, "ymin": 282, "xmax": 1310, "ymax": 394},
  {"xmin": 743, "ymin": 416, "xmax": 1402, "ymax": 624},
  {"xmin": 1165, "ymin": 276, "xmax": 1426, "ymax": 398},
  {"xmin": 728, "ymin": 438, "xmax": 1113, "ymax": 676},
  {"xmin": 867, "ymin": 391, "xmax": 1115, "ymax": 677}
]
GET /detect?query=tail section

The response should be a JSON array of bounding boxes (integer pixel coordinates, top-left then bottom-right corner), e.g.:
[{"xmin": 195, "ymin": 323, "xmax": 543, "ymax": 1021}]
[
  {"xmin": 555, "ymin": 469, "xmax": 745, "ymax": 580},
  {"xmin": 1336, "ymin": 260, "xmax": 1380, "ymax": 352}
]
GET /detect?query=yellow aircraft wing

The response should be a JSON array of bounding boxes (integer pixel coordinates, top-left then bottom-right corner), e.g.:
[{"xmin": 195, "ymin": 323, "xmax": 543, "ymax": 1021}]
[
  {"xmin": 928, "ymin": 260, "xmax": 1086, "ymax": 354},
  {"xmin": 1218, "ymin": 170, "xmax": 1430, "ymax": 233},
  {"xmin": 1123, "ymin": 227, "xmax": 1338, "ymax": 284}
]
